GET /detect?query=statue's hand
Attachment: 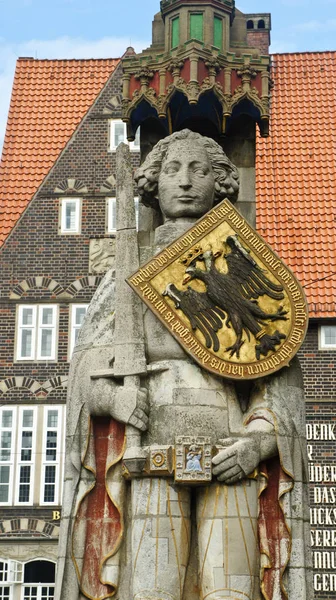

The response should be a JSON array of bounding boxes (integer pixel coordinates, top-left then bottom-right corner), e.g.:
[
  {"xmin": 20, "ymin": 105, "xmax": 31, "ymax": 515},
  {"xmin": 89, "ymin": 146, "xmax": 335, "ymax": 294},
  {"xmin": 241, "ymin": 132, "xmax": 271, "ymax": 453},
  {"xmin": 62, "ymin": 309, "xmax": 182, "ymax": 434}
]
[
  {"xmin": 212, "ymin": 437, "xmax": 260, "ymax": 484},
  {"xmin": 128, "ymin": 389, "xmax": 149, "ymax": 432},
  {"xmin": 111, "ymin": 387, "xmax": 149, "ymax": 431}
]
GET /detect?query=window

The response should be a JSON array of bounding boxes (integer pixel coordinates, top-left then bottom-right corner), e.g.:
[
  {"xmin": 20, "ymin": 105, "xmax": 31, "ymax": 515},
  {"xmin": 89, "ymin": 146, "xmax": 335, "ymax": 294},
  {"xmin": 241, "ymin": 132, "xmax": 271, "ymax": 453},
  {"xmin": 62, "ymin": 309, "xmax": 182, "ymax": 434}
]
[
  {"xmin": 319, "ymin": 325, "xmax": 336, "ymax": 349},
  {"xmin": 0, "ymin": 560, "xmax": 55, "ymax": 600},
  {"xmin": 0, "ymin": 587, "xmax": 10, "ymax": 600},
  {"xmin": 106, "ymin": 197, "xmax": 139, "ymax": 234},
  {"xmin": 16, "ymin": 305, "xmax": 57, "ymax": 361},
  {"xmin": 258, "ymin": 19, "xmax": 265, "ymax": 29},
  {"xmin": 60, "ymin": 198, "xmax": 81, "ymax": 234},
  {"xmin": 0, "ymin": 559, "xmax": 23, "ymax": 583},
  {"xmin": 171, "ymin": 16, "xmax": 180, "ymax": 48},
  {"xmin": 190, "ymin": 13, "xmax": 203, "ymax": 41},
  {"xmin": 0, "ymin": 561, "xmax": 11, "ymax": 600},
  {"xmin": 109, "ymin": 120, "xmax": 140, "ymax": 152},
  {"xmin": 0, "ymin": 409, "xmax": 16, "ymax": 505},
  {"xmin": 15, "ymin": 408, "xmax": 36, "ymax": 505},
  {"xmin": 107, "ymin": 197, "xmax": 117, "ymax": 233},
  {"xmin": 23, "ymin": 561, "xmax": 55, "ymax": 600},
  {"xmin": 214, "ymin": 16, "xmax": 223, "ymax": 50},
  {"xmin": 0, "ymin": 406, "xmax": 65, "ymax": 508},
  {"xmin": 40, "ymin": 407, "xmax": 63, "ymax": 505},
  {"xmin": 247, "ymin": 19, "xmax": 254, "ymax": 29},
  {"xmin": 69, "ymin": 305, "xmax": 89, "ymax": 359}
]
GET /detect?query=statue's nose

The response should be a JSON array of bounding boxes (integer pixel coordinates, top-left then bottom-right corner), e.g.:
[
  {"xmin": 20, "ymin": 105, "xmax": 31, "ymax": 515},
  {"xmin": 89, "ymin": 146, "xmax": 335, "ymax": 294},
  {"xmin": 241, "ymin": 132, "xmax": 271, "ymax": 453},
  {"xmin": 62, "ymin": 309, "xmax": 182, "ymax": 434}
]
[{"xmin": 179, "ymin": 168, "xmax": 192, "ymax": 189}]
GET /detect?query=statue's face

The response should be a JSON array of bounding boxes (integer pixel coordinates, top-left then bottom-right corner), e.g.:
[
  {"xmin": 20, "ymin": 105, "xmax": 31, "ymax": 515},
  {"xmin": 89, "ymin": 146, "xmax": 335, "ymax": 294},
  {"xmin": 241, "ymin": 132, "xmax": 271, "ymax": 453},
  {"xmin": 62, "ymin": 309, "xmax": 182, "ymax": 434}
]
[{"xmin": 158, "ymin": 141, "xmax": 215, "ymax": 220}]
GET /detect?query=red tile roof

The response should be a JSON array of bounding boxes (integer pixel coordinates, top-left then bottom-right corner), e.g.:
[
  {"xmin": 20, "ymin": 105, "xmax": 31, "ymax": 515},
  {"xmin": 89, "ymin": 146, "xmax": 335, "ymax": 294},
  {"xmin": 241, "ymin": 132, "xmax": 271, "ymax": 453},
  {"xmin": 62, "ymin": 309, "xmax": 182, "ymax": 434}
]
[
  {"xmin": 0, "ymin": 53, "xmax": 335, "ymax": 317},
  {"xmin": 256, "ymin": 52, "xmax": 336, "ymax": 318},
  {"xmin": 0, "ymin": 58, "xmax": 119, "ymax": 246}
]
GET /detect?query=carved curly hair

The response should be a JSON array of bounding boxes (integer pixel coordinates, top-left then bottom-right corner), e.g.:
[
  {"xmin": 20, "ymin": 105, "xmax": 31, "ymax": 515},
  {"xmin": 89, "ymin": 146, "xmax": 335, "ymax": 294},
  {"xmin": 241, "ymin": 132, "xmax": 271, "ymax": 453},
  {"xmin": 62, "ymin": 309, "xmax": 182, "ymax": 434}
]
[{"xmin": 134, "ymin": 129, "xmax": 239, "ymax": 209}]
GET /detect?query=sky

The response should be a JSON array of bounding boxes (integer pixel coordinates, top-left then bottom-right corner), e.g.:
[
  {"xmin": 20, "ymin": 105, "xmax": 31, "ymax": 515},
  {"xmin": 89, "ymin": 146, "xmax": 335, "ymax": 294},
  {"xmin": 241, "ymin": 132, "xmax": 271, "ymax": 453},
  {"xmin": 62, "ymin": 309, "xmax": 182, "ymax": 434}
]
[{"xmin": 0, "ymin": 0, "xmax": 336, "ymax": 152}]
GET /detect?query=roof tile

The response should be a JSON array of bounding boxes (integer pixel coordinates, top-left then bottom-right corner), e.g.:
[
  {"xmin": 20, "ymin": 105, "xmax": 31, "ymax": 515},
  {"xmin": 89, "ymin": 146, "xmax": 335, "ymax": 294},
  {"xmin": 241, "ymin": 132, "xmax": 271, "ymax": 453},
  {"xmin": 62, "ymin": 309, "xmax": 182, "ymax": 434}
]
[
  {"xmin": 1, "ymin": 52, "xmax": 335, "ymax": 317},
  {"xmin": 0, "ymin": 57, "xmax": 119, "ymax": 246},
  {"xmin": 256, "ymin": 51, "xmax": 336, "ymax": 318}
]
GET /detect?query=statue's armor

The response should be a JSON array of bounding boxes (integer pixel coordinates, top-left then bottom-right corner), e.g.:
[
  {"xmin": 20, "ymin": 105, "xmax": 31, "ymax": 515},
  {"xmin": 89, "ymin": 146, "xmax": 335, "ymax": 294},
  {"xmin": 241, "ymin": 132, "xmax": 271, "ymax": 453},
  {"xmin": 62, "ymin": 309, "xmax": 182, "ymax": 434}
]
[
  {"xmin": 144, "ymin": 308, "xmax": 237, "ymax": 446},
  {"xmin": 131, "ymin": 231, "xmax": 260, "ymax": 600}
]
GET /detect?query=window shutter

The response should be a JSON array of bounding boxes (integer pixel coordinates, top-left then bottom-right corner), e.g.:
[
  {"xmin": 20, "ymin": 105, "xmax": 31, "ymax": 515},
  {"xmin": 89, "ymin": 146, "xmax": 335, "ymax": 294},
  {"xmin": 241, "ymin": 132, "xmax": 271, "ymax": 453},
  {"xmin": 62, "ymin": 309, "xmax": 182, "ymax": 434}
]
[{"xmin": 190, "ymin": 14, "xmax": 203, "ymax": 41}]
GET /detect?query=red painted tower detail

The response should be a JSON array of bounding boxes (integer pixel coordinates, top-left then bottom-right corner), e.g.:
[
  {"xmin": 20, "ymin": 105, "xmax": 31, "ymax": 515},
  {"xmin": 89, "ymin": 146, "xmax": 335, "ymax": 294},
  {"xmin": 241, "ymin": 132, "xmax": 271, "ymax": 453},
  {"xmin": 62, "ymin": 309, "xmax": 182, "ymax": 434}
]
[{"xmin": 122, "ymin": 0, "xmax": 272, "ymax": 139}]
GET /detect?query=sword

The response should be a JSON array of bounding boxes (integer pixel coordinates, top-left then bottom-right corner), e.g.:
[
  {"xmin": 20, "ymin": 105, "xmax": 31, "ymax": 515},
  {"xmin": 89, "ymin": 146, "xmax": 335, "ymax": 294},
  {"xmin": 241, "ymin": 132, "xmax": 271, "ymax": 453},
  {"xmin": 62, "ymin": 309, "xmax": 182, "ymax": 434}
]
[
  {"xmin": 90, "ymin": 143, "xmax": 168, "ymax": 473},
  {"xmin": 113, "ymin": 142, "xmax": 147, "ymax": 472}
]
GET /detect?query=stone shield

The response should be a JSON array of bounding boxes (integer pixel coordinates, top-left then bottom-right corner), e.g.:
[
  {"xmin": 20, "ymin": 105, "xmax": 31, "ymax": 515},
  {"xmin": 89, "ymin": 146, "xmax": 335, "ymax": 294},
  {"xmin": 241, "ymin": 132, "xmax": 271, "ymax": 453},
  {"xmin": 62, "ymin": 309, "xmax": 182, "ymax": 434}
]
[{"xmin": 128, "ymin": 199, "xmax": 308, "ymax": 380}]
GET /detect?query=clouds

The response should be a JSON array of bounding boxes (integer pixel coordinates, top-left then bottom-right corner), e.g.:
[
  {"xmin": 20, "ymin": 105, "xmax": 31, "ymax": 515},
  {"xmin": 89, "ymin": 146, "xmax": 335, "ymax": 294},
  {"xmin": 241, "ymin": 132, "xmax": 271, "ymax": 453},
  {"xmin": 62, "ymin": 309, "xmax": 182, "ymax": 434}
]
[{"xmin": 0, "ymin": 35, "xmax": 148, "ymax": 155}]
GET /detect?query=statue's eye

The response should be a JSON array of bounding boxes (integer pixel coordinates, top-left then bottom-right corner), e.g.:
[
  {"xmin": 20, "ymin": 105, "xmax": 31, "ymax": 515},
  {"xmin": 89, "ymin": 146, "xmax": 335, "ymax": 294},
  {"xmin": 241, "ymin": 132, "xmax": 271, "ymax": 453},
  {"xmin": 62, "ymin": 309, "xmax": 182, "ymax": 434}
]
[
  {"xmin": 193, "ymin": 168, "xmax": 207, "ymax": 176},
  {"xmin": 164, "ymin": 165, "xmax": 179, "ymax": 175}
]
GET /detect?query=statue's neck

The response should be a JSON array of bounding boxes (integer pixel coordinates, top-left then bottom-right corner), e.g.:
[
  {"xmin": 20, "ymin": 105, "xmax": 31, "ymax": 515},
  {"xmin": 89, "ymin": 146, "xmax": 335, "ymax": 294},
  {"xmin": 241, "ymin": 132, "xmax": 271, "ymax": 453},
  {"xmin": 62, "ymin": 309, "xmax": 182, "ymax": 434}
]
[{"xmin": 154, "ymin": 220, "xmax": 196, "ymax": 253}]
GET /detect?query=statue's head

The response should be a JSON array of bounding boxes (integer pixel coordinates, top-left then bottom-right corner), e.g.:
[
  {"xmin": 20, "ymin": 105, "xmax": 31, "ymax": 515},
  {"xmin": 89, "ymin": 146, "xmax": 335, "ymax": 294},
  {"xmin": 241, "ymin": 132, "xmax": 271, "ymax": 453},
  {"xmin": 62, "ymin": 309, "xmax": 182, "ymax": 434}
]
[{"xmin": 135, "ymin": 129, "xmax": 239, "ymax": 221}]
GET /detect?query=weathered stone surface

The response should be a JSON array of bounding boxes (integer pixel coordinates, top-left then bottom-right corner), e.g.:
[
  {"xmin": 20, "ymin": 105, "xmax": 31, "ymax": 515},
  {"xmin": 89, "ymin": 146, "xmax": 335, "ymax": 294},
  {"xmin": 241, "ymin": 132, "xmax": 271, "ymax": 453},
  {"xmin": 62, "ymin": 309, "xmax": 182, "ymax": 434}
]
[
  {"xmin": 56, "ymin": 130, "xmax": 312, "ymax": 600},
  {"xmin": 89, "ymin": 238, "xmax": 116, "ymax": 273}
]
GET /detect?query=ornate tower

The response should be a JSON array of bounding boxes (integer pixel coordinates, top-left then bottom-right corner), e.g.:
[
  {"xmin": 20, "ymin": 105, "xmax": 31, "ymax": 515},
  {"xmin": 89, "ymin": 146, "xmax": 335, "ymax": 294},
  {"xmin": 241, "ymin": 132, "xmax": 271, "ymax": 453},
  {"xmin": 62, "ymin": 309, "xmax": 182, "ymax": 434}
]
[
  {"xmin": 121, "ymin": 0, "xmax": 272, "ymax": 224},
  {"xmin": 121, "ymin": 0, "xmax": 271, "ymax": 142}
]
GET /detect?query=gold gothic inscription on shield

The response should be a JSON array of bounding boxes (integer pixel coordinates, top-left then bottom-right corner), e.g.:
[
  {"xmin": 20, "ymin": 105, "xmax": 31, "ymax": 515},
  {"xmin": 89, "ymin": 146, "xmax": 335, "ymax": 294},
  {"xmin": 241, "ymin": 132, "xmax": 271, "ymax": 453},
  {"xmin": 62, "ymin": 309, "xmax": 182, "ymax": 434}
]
[{"xmin": 127, "ymin": 200, "xmax": 309, "ymax": 380}]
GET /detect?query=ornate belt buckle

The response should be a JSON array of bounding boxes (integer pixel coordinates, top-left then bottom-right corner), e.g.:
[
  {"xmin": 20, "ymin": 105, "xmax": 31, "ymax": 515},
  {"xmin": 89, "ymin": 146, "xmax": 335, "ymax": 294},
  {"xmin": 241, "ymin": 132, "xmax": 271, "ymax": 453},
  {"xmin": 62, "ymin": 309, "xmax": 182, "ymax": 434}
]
[
  {"xmin": 148, "ymin": 446, "xmax": 174, "ymax": 476},
  {"xmin": 175, "ymin": 436, "xmax": 212, "ymax": 484}
]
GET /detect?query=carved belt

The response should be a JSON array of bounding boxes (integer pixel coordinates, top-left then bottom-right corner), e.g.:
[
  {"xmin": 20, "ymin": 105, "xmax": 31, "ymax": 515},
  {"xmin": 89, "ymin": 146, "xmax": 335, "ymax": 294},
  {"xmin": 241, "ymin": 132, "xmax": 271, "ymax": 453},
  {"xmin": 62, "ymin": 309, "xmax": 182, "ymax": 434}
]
[{"xmin": 123, "ymin": 436, "xmax": 217, "ymax": 484}]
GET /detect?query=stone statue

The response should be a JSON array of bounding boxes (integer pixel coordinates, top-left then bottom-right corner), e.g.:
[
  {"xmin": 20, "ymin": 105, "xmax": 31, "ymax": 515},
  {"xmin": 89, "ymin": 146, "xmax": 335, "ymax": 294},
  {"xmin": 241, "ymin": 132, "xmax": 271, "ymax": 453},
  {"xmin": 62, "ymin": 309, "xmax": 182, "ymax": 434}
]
[{"xmin": 56, "ymin": 130, "xmax": 312, "ymax": 600}]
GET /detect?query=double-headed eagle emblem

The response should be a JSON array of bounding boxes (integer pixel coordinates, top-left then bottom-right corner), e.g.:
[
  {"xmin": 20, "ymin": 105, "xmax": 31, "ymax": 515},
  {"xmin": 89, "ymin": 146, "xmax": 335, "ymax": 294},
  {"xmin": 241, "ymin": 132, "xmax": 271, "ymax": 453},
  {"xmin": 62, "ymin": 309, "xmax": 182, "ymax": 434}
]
[{"xmin": 163, "ymin": 235, "xmax": 288, "ymax": 360}]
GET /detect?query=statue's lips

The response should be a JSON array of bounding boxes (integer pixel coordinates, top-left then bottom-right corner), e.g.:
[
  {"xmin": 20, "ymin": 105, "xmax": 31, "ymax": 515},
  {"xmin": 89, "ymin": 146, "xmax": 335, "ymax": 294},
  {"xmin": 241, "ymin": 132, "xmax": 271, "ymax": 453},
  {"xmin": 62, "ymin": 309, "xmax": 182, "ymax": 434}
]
[{"xmin": 176, "ymin": 195, "xmax": 197, "ymax": 202}]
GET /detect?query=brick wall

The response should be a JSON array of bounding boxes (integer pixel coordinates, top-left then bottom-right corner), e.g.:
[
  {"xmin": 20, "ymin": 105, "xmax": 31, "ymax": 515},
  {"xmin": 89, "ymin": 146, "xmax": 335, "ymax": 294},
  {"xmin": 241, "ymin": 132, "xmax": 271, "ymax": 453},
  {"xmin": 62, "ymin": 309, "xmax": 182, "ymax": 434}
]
[
  {"xmin": 0, "ymin": 61, "xmax": 140, "ymax": 554},
  {"xmin": 298, "ymin": 323, "xmax": 336, "ymax": 400},
  {"xmin": 246, "ymin": 31, "xmax": 270, "ymax": 55}
]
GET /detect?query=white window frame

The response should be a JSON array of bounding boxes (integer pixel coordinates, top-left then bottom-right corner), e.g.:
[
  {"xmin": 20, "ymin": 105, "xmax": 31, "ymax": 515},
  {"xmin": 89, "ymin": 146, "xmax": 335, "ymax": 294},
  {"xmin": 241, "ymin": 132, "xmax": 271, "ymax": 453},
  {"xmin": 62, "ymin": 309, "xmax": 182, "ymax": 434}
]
[
  {"xmin": 69, "ymin": 305, "xmax": 89, "ymax": 359},
  {"xmin": 106, "ymin": 197, "xmax": 117, "ymax": 233},
  {"xmin": 15, "ymin": 407, "xmax": 37, "ymax": 506},
  {"xmin": 40, "ymin": 407, "xmax": 63, "ymax": 506},
  {"xmin": 21, "ymin": 559, "xmax": 56, "ymax": 600},
  {"xmin": 60, "ymin": 197, "xmax": 81, "ymax": 234},
  {"xmin": 21, "ymin": 584, "xmax": 55, "ymax": 600},
  {"xmin": 108, "ymin": 119, "xmax": 140, "ymax": 152},
  {"xmin": 0, "ymin": 584, "xmax": 12, "ymax": 600},
  {"xmin": 319, "ymin": 324, "xmax": 336, "ymax": 350},
  {"xmin": 106, "ymin": 196, "xmax": 139, "ymax": 234},
  {"xmin": 0, "ymin": 559, "xmax": 23, "ymax": 592},
  {"xmin": 16, "ymin": 305, "xmax": 58, "ymax": 362},
  {"xmin": 0, "ymin": 408, "xmax": 17, "ymax": 506},
  {"xmin": 16, "ymin": 306, "xmax": 37, "ymax": 361}
]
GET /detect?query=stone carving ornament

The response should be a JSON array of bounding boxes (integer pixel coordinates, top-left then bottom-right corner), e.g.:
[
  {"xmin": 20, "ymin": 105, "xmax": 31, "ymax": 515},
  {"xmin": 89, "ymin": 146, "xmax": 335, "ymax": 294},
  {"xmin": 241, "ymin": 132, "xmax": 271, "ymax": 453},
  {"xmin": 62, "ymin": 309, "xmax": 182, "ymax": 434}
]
[{"xmin": 56, "ymin": 131, "xmax": 312, "ymax": 600}]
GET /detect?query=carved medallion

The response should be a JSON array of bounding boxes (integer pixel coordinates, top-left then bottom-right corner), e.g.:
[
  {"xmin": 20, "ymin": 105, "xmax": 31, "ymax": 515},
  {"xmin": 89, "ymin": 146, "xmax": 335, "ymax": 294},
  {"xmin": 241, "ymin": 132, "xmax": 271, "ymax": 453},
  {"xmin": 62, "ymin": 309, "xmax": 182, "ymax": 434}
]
[
  {"xmin": 128, "ymin": 200, "xmax": 309, "ymax": 380},
  {"xmin": 175, "ymin": 436, "xmax": 212, "ymax": 484}
]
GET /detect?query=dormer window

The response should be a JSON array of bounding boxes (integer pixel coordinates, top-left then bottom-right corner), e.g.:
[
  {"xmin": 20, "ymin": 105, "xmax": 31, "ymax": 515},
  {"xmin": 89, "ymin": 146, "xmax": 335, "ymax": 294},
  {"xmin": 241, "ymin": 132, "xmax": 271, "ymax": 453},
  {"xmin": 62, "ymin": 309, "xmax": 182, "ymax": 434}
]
[{"xmin": 190, "ymin": 13, "xmax": 204, "ymax": 42}]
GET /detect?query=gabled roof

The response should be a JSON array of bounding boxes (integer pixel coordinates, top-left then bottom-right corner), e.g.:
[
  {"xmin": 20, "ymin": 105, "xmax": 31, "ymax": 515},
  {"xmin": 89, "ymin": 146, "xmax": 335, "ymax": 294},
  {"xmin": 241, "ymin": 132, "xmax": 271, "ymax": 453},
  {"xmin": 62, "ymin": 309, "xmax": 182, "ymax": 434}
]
[
  {"xmin": 256, "ymin": 52, "xmax": 336, "ymax": 318},
  {"xmin": 0, "ymin": 52, "xmax": 335, "ymax": 317},
  {"xmin": 0, "ymin": 57, "xmax": 119, "ymax": 245}
]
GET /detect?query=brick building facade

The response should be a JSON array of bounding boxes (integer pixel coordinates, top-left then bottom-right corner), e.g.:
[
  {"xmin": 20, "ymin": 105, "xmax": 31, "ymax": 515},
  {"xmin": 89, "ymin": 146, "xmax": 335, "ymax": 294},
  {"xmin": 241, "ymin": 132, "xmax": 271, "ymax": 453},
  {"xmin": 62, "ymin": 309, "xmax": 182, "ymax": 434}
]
[
  {"xmin": 0, "ymin": 60, "xmax": 142, "ymax": 599},
  {"xmin": 0, "ymin": 4, "xmax": 335, "ymax": 600}
]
